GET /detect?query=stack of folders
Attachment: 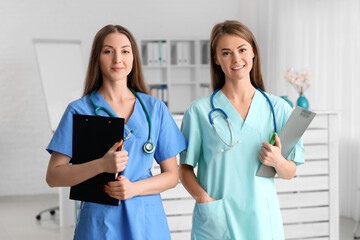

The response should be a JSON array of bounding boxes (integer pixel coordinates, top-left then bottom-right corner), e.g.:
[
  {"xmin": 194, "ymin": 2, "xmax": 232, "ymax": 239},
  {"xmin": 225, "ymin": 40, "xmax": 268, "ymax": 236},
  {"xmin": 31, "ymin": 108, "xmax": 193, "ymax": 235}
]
[
  {"xmin": 170, "ymin": 41, "xmax": 192, "ymax": 66},
  {"xmin": 150, "ymin": 85, "xmax": 168, "ymax": 106},
  {"xmin": 142, "ymin": 41, "xmax": 167, "ymax": 66}
]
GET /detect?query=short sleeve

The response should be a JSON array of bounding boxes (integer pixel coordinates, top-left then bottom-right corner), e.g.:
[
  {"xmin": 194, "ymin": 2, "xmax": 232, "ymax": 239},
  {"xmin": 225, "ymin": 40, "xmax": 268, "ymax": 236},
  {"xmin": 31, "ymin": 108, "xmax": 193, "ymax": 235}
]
[
  {"xmin": 154, "ymin": 102, "xmax": 187, "ymax": 163},
  {"xmin": 179, "ymin": 107, "xmax": 202, "ymax": 167},
  {"xmin": 286, "ymin": 138, "xmax": 305, "ymax": 166},
  {"xmin": 46, "ymin": 104, "xmax": 75, "ymax": 158}
]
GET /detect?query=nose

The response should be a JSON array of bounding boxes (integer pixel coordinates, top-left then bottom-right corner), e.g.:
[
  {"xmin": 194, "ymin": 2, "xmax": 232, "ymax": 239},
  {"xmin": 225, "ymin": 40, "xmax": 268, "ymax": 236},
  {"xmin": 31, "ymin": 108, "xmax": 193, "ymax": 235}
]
[
  {"xmin": 232, "ymin": 52, "xmax": 241, "ymax": 63},
  {"xmin": 113, "ymin": 52, "xmax": 122, "ymax": 63}
]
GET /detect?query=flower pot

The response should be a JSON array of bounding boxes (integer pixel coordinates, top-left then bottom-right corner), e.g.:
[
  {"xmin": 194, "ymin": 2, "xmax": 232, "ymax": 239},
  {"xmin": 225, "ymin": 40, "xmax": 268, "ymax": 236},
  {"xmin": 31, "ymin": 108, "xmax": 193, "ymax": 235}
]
[{"xmin": 297, "ymin": 94, "xmax": 309, "ymax": 109}]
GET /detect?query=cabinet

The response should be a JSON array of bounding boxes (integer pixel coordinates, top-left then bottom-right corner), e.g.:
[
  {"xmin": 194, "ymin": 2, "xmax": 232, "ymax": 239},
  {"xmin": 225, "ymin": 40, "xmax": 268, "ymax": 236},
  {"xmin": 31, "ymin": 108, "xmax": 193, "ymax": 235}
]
[
  {"xmin": 155, "ymin": 112, "xmax": 339, "ymax": 240},
  {"xmin": 140, "ymin": 39, "xmax": 211, "ymax": 114},
  {"xmin": 275, "ymin": 112, "xmax": 339, "ymax": 239}
]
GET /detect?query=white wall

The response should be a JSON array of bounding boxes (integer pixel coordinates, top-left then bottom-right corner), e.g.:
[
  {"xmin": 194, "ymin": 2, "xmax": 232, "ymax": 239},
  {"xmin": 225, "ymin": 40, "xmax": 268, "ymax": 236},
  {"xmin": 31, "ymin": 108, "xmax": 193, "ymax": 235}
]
[{"xmin": 0, "ymin": 0, "xmax": 244, "ymax": 196}]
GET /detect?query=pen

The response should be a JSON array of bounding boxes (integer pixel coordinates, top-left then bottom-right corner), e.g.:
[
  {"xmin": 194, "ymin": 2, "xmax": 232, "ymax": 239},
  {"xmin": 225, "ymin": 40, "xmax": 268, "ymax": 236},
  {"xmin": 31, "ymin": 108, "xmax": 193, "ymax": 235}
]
[
  {"xmin": 269, "ymin": 133, "xmax": 277, "ymax": 145},
  {"xmin": 115, "ymin": 140, "xmax": 123, "ymax": 179}
]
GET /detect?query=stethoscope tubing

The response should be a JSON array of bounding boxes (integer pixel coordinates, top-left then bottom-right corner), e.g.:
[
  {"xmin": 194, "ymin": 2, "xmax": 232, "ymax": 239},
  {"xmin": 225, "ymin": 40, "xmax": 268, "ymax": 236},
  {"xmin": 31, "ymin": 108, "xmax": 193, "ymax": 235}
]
[
  {"xmin": 209, "ymin": 88, "xmax": 277, "ymax": 152},
  {"xmin": 90, "ymin": 89, "xmax": 155, "ymax": 153}
]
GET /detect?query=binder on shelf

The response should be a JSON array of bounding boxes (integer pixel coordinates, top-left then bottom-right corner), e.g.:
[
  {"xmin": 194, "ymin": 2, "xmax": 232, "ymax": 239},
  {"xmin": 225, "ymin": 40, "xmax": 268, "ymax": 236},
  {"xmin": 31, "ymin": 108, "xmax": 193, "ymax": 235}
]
[
  {"xmin": 142, "ymin": 42, "xmax": 154, "ymax": 66},
  {"xmin": 160, "ymin": 41, "xmax": 167, "ymax": 66},
  {"xmin": 70, "ymin": 114, "xmax": 124, "ymax": 206},
  {"xmin": 141, "ymin": 43, "xmax": 148, "ymax": 65},
  {"xmin": 170, "ymin": 43, "xmax": 177, "ymax": 65},
  {"xmin": 149, "ymin": 85, "xmax": 168, "ymax": 106},
  {"xmin": 152, "ymin": 42, "xmax": 159, "ymax": 66},
  {"xmin": 182, "ymin": 42, "xmax": 190, "ymax": 65},
  {"xmin": 201, "ymin": 41, "xmax": 210, "ymax": 65}
]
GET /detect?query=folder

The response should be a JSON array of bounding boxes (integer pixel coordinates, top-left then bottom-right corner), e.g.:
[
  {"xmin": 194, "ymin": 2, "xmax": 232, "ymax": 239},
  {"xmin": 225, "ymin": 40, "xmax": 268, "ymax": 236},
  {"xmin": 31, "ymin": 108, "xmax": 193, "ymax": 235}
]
[
  {"xmin": 70, "ymin": 114, "xmax": 124, "ymax": 205},
  {"xmin": 256, "ymin": 106, "xmax": 316, "ymax": 178}
]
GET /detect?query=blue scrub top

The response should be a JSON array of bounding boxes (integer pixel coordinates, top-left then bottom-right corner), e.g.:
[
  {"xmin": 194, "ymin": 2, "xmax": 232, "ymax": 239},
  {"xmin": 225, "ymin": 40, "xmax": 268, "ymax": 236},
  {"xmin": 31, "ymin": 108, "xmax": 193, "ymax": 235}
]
[
  {"xmin": 180, "ymin": 90, "xmax": 304, "ymax": 240},
  {"xmin": 47, "ymin": 91, "xmax": 187, "ymax": 240}
]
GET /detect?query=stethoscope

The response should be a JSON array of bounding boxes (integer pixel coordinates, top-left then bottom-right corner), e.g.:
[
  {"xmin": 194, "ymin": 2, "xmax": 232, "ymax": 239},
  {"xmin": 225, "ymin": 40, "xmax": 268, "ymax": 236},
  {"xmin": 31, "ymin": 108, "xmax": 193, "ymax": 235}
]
[
  {"xmin": 209, "ymin": 88, "xmax": 277, "ymax": 152},
  {"xmin": 90, "ymin": 88, "xmax": 155, "ymax": 154}
]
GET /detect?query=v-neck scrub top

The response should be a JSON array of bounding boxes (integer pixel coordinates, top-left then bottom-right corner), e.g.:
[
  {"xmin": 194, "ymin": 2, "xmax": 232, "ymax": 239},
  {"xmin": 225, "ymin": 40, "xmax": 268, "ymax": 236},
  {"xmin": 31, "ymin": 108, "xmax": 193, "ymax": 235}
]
[
  {"xmin": 180, "ymin": 90, "xmax": 304, "ymax": 240},
  {"xmin": 47, "ymin": 91, "xmax": 187, "ymax": 240}
]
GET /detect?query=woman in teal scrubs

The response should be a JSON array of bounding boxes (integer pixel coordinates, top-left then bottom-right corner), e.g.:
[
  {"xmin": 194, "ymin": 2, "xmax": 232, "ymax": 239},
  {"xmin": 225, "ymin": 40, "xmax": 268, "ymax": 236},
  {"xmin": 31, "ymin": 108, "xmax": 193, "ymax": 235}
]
[
  {"xmin": 46, "ymin": 25, "xmax": 186, "ymax": 239},
  {"xmin": 179, "ymin": 20, "xmax": 304, "ymax": 240}
]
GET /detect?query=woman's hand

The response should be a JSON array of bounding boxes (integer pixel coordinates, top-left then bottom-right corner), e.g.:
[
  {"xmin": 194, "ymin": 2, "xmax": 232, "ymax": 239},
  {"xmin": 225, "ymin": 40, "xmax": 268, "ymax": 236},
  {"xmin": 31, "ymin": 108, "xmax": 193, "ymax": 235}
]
[
  {"xmin": 104, "ymin": 175, "xmax": 137, "ymax": 200},
  {"xmin": 101, "ymin": 141, "xmax": 128, "ymax": 173},
  {"xmin": 259, "ymin": 134, "xmax": 296, "ymax": 179},
  {"xmin": 259, "ymin": 134, "xmax": 285, "ymax": 168},
  {"xmin": 196, "ymin": 194, "xmax": 216, "ymax": 204}
]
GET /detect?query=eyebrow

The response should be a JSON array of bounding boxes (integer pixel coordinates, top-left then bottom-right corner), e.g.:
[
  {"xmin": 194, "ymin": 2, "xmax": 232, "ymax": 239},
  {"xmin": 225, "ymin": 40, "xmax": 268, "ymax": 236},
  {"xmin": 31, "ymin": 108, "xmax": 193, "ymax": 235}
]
[
  {"xmin": 220, "ymin": 44, "xmax": 247, "ymax": 51},
  {"xmin": 103, "ymin": 44, "xmax": 131, "ymax": 48}
]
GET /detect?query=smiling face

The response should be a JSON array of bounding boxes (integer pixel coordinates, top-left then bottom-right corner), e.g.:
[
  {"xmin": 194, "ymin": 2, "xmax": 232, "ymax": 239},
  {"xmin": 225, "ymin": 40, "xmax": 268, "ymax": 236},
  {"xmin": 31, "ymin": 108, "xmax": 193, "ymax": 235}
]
[
  {"xmin": 214, "ymin": 34, "xmax": 254, "ymax": 84},
  {"xmin": 99, "ymin": 32, "xmax": 134, "ymax": 84}
]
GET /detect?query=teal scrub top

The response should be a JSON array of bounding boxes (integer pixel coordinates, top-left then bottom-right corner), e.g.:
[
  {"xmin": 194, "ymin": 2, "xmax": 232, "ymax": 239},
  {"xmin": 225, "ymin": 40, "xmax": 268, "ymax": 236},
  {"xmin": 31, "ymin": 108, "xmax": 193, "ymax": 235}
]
[{"xmin": 180, "ymin": 90, "xmax": 304, "ymax": 240}]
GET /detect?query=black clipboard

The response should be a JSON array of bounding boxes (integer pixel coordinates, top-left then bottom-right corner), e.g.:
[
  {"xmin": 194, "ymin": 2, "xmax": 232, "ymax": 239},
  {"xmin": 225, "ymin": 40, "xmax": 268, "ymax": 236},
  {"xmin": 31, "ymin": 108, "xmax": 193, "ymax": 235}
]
[{"xmin": 70, "ymin": 114, "xmax": 124, "ymax": 206}]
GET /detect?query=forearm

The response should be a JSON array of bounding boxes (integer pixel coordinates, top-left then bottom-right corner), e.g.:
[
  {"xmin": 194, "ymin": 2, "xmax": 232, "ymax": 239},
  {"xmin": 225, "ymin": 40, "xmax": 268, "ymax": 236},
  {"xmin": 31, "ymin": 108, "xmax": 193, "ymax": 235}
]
[
  {"xmin": 179, "ymin": 164, "xmax": 212, "ymax": 202},
  {"xmin": 274, "ymin": 159, "xmax": 296, "ymax": 180},
  {"xmin": 46, "ymin": 157, "xmax": 104, "ymax": 187},
  {"xmin": 133, "ymin": 169, "xmax": 178, "ymax": 196}
]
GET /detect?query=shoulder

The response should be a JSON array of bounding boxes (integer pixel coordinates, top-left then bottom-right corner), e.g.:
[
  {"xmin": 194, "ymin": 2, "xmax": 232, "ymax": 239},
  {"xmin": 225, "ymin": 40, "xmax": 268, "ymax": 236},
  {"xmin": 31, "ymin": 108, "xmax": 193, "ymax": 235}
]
[
  {"xmin": 185, "ymin": 95, "xmax": 211, "ymax": 116},
  {"xmin": 264, "ymin": 92, "xmax": 292, "ymax": 114},
  {"xmin": 137, "ymin": 92, "xmax": 160, "ymax": 103},
  {"xmin": 262, "ymin": 92, "xmax": 294, "ymax": 129},
  {"xmin": 137, "ymin": 92, "xmax": 166, "ymax": 110},
  {"xmin": 66, "ymin": 95, "xmax": 92, "ymax": 114}
]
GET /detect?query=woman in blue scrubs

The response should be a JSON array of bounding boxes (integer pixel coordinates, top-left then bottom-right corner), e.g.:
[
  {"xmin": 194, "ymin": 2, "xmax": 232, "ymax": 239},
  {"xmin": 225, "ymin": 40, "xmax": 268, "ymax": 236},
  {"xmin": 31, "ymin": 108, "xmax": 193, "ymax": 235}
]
[
  {"xmin": 179, "ymin": 21, "xmax": 304, "ymax": 239},
  {"xmin": 46, "ymin": 25, "xmax": 186, "ymax": 240}
]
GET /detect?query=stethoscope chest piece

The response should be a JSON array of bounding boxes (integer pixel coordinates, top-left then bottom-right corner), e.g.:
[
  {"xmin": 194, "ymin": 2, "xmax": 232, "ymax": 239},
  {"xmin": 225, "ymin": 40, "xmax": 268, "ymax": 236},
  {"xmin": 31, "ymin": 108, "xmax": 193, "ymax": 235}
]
[{"xmin": 143, "ymin": 141, "xmax": 155, "ymax": 154}]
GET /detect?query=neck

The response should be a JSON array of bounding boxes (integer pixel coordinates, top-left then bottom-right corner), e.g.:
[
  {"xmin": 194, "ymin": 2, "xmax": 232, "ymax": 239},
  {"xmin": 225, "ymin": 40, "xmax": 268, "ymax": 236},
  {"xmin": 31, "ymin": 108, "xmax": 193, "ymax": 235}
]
[
  {"xmin": 98, "ymin": 80, "xmax": 134, "ymax": 102},
  {"xmin": 221, "ymin": 77, "xmax": 256, "ymax": 102}
]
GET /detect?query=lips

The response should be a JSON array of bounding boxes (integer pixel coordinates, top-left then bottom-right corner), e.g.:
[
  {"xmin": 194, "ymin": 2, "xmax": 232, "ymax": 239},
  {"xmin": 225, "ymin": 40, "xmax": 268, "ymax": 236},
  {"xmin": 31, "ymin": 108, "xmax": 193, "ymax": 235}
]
[
  {"xmin": 111, "ymin": 67, "xmax": 124, "ymax": 71},
  {"xmin": 231, "ymin": 65, "xmax": 245, "ymax": 70}
]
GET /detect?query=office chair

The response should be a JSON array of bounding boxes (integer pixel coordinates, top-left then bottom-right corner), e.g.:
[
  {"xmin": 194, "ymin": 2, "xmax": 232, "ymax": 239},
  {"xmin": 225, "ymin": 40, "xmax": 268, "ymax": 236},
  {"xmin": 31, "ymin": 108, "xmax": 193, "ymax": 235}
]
[{"xmin": 35, "ymin": 206, "xmax": 59, "ymax": 220}]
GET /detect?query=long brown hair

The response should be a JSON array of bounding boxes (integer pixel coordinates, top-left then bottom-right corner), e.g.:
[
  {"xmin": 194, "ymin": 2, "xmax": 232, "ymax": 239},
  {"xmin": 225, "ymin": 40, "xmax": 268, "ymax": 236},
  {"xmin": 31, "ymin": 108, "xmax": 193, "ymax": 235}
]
[
  {"xmin": 210, "ymin": 20, "xmax": 265, "ymax": 91},
  {"xmin": 83, "ymin": 24, "xmax": 148, "ymax": 96}
]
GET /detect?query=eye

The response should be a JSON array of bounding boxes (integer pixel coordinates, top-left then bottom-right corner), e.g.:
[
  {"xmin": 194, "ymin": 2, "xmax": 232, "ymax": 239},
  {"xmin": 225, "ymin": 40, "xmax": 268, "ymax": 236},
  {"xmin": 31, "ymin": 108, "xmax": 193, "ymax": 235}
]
[
  {"xmin": 123, "ymin": 49, "xmax": 131, "ymax": 54},
  {"xmin": 222, "ymin": 52, "xmax": 231, "ymax": 56},
  {"xmin": 104, "ymin": 49, "xmax": 113, "ymax": 54},
  {"xmin": 240, "ymin": 48, "xmax": 247, "ymax": 53}
]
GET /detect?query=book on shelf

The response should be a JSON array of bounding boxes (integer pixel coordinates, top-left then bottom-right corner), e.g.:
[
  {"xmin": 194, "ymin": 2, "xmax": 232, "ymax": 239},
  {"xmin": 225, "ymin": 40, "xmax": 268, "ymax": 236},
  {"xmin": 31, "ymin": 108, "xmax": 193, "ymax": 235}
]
[
  {"xmin": 170, "ymin": 41, "xmax": 193, "ymax": 66},
  {"xmin": 150, "ymin": 85, "xmax": 168, "ymax": 106},
  {"xmin": 142, "ymin": 41, "xmax": 167, "ymax": 67}
]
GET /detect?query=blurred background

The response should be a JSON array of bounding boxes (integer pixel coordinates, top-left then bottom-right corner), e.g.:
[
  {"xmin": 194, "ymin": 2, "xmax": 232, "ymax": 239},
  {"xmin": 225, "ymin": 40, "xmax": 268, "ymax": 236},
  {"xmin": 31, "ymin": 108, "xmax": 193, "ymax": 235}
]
[{"xmin": 0, "ymin": 0, "xmax": 359, "ymax": 239}]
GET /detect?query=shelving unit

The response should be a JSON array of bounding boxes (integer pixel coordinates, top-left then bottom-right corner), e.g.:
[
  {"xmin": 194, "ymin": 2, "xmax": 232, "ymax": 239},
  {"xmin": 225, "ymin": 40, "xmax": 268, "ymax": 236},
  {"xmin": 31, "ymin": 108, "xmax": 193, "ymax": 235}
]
[{"xmin": 140, "ymin": 39, "xmax": 211, "ymax": 114}]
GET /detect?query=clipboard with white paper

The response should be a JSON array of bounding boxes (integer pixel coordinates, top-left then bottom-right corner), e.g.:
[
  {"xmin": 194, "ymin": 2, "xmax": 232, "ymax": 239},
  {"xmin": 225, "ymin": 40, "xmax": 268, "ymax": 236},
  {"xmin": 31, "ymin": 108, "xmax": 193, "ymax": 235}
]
[{"xmin": 256, "ymin": 106, "xmax": 316, "ymax": 178}]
